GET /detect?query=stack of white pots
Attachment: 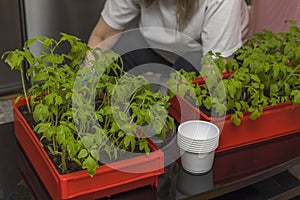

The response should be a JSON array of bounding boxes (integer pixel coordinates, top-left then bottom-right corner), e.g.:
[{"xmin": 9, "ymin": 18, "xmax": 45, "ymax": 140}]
[{"xmin": 177, "ymin": 120, "xmax": 220, "ymax": 174}]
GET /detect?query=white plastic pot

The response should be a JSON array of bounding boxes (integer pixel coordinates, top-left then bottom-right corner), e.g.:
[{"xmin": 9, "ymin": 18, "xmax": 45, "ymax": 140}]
[{"xmin": 180, "ymin": 149, "xmax": 215, "ymax": 174}]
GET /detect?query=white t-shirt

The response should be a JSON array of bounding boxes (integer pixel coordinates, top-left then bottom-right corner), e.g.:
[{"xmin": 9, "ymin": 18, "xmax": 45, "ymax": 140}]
[{"xmin": 101, "ymin": 0, "xmax": 249, "ymax": 62}]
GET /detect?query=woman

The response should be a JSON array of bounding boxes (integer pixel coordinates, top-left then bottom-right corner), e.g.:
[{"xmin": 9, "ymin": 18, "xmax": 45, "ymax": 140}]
[{"xmin": 88, "ymin": 0, "xmax": 249, "ymax": 72}]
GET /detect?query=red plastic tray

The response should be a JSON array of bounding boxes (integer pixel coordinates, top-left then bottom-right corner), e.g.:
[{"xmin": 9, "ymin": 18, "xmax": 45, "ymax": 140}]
[
  {"xmin": 13, "ymin": 98, "xmax": 164, "ymax": 200},
  {"xmin": 169, "ymin": 95, "xmax": 300, "ymax": 153},
  {"xmin": 213, "ymin": 131, "xmax": 300, "ymax": 184},
  {"xmin": 192, "ymin": 71, "xmax": 234, "ymax": 85}
]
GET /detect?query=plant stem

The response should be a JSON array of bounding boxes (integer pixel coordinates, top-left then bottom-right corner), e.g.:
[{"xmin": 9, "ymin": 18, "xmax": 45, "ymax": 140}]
[
  {"xmin": 61, "ymin": 148, "xmax": 67, "ymax": 173},
  {"xmin": 284, "ymin": 64, "xmax": 300, "ymax": 83},
  {"xmin": 20, "ymin": 68, "xmax": 31, "ymax": 114},
  {"xmin": 72, "ymin": 157, "xmax": 82, "ymax": 166},
  {"xmin": 53, "ymin": 137, "xmax": 57, "ymax": 152}
]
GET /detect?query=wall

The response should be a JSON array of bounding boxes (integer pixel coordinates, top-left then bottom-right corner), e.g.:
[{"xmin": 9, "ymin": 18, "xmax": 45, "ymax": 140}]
[
  {"xmin": 0, "ymin": 0, "xmax": 23, "ymax": 95},
  {"xmin": 249, "ymin": 0, "xmax": 300, "ymax": 35},
  {"xmin": 24, "ymin": 0, "xmax": 107, "ymax": 56}
]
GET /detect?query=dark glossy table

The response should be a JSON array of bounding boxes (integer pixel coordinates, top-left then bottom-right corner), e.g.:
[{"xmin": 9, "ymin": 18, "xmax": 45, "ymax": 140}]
[{"xmin": 14, "ymin": 130, "xmax": 300, "ymax": 200}]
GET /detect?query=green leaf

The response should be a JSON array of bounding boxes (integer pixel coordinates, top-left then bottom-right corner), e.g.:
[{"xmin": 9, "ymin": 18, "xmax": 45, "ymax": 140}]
[
  {"xmin": 284, "ymin": 83, "xmax": 291, "ymax": 95},
  {"xmin": 13, "ymin": 96, "xmax": 22, "ymax": 105},
  {"xmin": 37, "ymin": 36, "xmax": 55, "ymax": 51},
  {"xmin": 228, "ymin": 83, "xmax": 237, "ymax": 98},
  {"xmin": 203, "ymin": 97, "xmax": 212, "ymax": 110},
  {"xmin": 144, "ymin": 143, "xmax": 150, "ymax": 156},
  {"xmin": 33, "ymin": 104, "xmax": 49, "ymax": 122},
  {"xmin": 55, "ymin": 96, "xmax": 63, "ymax": 105},
  {"xmin": 66, "ymin": 92, "xmax": 72, "ymax": 100},
  {"xmin": 119, "ymin": 112, "xmax": 127, "ymax": 121},
  {"xmin": 270, "ymin": 84, "xmax": 279, "ymax": 95},
  {"xmin": 130, "ymin": 135, "xmax": 136, "ymax": 151},
  {"xmin": 293, "ymin": 92, "xmax": 300, "ymax": 104},
  {"xmin": 285, "ymin": 20, "xmax": 297, "ymax": 25},
  {"xmin": 178, "ymin": 84, "xmax": 190, "ymax": 98},
  {"xmin": 110, "ymin": 121, "xmax": 120, "ymax": 133},
  {"xmin": 82, "ymin": 156, "xmax": 98, "ymax": 177},
  {"xmin": 237, "ymin": 111, "xmax": 243, "ymax": 118},
  {"xmin": 24, "ymin": 38, "xmax": 37, "ymax": 49},
  {"xmin": 138, "ymin": 139, "xmax": 150, "ymax": 155},
  {"xmin": 231, "ymin": 113, "xmax": 241, "ymax": 126},
  {"xmin": 23, "ymin": 50, "xmax": 35, "ymax": 66},
  {"xmin": 104, "ymin": 145, "xmax": 112, "ymax": 160},
  {"xmin": 49, "ymin": 105, "xmax": 58, "ymax": 116},
  {"xmin": 43, "ymin": 127, "xmax": 57, "ymax": 141},
  {"xmin": 3, "ymin": 50, "xmax": 24, "ymax": 71},
  {"xmin": 214, "ymin": 102, "xmax": 226, "ymax": 116},
  {"xmin": 205, "ymin": 74, "xmax": 218, "ymax": 90},
  {"xmin": 273, "ymin": 63, "xmax": 280, "ymax": 78},
  {"xmin": 33, "ymin": 122, "xmax": 51, "ymax": 133},
  {"xmin": 32, "ymin": 71, "xmax": 49, "ymax": 82},
  {"xmin": 201, "ymin": 90, "xmax": 208, "ymax": 95},
  {"xmin": 78, "ymin": 149, "xmax": 88, "ymax": 159},
  {"xmin": 124, "ymin": 135, "xmax": 131, "ymax": 148},
  {"xmin": 96, "ymin": 113, "xmax": 104, "ymax": 123},
  {"xmin": 250, "ymin": 109, "xmax": 261, "ymax": 120},
  {"xmin": 91, "ymin": 149, "xmax": 100, "ymax": 161},
  {"xmin": 60, "ymin": 32, "xmax": 80, "ymax": 43},
  {"xmin": 67, "ymin": 140, "xmax": 81, "ymax": 158},
  {"xmin": 196, "ymin": 96, "xmax": 203, "ymax": 106},
  {"xmin": 56, "ymin": 126, "xmax": 66, "ymax": 145},
  {"xmin": 43, "ymin": 54, "xmax": 64, "ymax": 64},
  {"xmin": 250, "ymin": 74, "xmax": 261, "ymax": 83},
  {"xmin": 213, "ymin": 83, "xmax": 226, "ymax": 100},
  {"xmin": 81, "ymin": 135, "xmax": 94, "ymax": 149},
  {"xmin": 235, "ymin": 102, "xmax": 242, "ymax": 111},
  {"xmin": 252, "ymin": 83, "xmax": 260, "ymax": 89},
  {"xmin": 45, "ymin": 93, "xmax": 56, "ymax": 105},
  {"xmin": 118, "ymin": 131, "xmax": 125, "ymax": 137},
  {"xmin": 67, "ymin": 122, "xmax": 77, "ymax": 132}
]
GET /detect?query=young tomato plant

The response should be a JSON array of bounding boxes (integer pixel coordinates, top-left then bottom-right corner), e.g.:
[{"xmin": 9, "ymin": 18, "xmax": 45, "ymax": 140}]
[
  {"xmin": 169, "ymin": 22, "xmax": 300, "ymax": 126},
  {"xmin": 3, "ymin": 35, "xmax": 175, "ymax": 176},
  {"xmin": 3, "ymin": 33, "xmax": 92, "ymax": 174},
  {"xmin": 72, "ymin": 48, "xmax": 175, "ymax": 175}
]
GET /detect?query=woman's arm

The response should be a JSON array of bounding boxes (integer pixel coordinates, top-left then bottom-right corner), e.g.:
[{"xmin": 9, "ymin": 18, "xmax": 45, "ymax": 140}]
[
  {"xmin": 88, "ymin": 17, "xmax": 122, "ymax": 49},
  {"xmin": 88, "ymin": 0, "xmax": 140, "ymax": 49}
]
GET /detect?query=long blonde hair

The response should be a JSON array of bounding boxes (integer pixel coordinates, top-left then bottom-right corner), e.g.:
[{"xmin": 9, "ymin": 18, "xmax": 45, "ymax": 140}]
[{"xmin": 141, "ymin": 0, "xmax": 199, "ymax": 31}]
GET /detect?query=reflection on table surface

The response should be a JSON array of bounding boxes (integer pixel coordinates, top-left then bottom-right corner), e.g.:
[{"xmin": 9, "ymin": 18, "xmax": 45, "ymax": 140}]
[{"xmin": 158, "ymin": 162, "xmax": 214, "ymax": 200}]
